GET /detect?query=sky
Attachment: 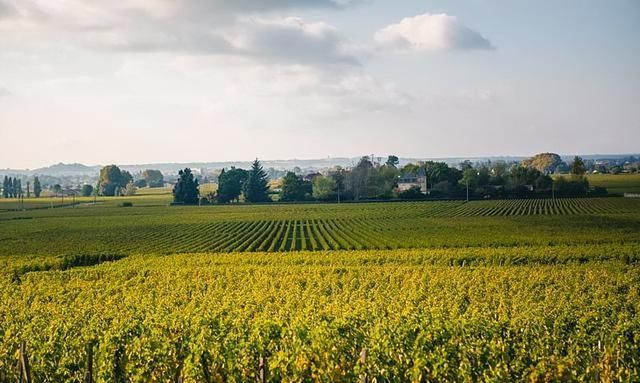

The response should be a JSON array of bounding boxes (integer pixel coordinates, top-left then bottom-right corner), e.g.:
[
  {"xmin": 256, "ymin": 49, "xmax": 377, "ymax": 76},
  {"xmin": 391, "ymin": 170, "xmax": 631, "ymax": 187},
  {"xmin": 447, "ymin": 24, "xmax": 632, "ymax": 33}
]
[{"xmin": 0, "ymin": 0, "xmax": 638, "ymax": 169}]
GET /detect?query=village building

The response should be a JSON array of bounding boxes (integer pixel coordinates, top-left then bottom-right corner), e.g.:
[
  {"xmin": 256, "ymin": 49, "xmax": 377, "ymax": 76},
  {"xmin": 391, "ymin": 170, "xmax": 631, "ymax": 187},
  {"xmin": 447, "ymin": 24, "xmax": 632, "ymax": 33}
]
[{"xmin": 397, "ymin": 168, "xmax": 428, "ymax": 193}]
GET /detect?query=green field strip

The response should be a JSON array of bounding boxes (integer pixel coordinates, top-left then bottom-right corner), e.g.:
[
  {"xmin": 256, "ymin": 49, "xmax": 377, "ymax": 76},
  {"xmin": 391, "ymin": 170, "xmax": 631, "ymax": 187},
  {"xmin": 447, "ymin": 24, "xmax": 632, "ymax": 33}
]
[
  {"xmin": 234, "ymin": 220, "xmax": 271, "ymax": 252},
  {"xmin": 219, "ymin": 221, "xmax": 261, "ymax": 252},
  {"xmin": 351, "ymin": 218, "xmax": 398, "ymax": 249},
  {"xmin": 309, "ymin": 219, "xmax": 332, "ymax": 250},
  {"xmin": 278, "ymin": 220, "xmax": 293, "ymax": 252},
  {"xmin": 317, "ymin": 219, "xmax": 351, "ymax": 250},
  {"xmin": 253, "ymin": 220, "xmax": 280, "ymax": 252},
  {"xmin": 334, "ymin": 218, "xmax": 377, "ymax": 249},
  {"xmin": 267, "ymin": 221, "xmax": 287, "ymax": 252}
]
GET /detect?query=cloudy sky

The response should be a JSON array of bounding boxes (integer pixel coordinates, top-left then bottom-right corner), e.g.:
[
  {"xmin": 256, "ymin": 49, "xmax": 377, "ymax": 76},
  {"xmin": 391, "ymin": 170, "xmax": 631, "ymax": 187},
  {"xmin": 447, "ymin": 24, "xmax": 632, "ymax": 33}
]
[{"xmin": 0, "ymin": 0, "xmax": 638, "ymax": 169}]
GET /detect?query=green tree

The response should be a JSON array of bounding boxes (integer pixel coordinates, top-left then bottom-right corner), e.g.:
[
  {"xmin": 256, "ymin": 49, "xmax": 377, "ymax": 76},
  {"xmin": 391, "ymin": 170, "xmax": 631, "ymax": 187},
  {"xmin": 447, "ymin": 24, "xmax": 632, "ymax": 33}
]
[
  {"xmin": 554, "ymin": 176, "xmax": 589, "ymax": 197},
  {"xmin": 2, "ymin": 176, "xmax": 8, "ymax": 198},
  {"xmin": 143, "ymin": 169, "xmax": 164, "ymax": 188},
  {"xmin": 81, "ymin": 184, "xmax": 94, "ymax": 197},
  {"xmin": 421, "ymin": 161, "xmax": 462, "ymax": 193},
  {"xmin": 217, "ymin": 167, "xmax": 248, "ymax": 203},
  {"xmin": 460, "ymin": 168, "xmax": 479, "ymax": 189},
  {"xmin": 121, "ymin": 170, "xmax": 133, "ymax": 186},
  {"xmin": 348, "ymin": 156, "xmax": 374, "ymax": 200},
  {"xmin": 459, "ymin": 160, "xmax": 473, "ymax": 170},
  {"xmin": 401, "ymin": 163, "xmax": 420, "ymax": 175},
  {"xmin": 52, "ymin": 184, "xmax": 62, "ymax": 194},
  {"xmin": 331, "ymin": 169, "xmax": 346, "ymax": 202},
  {"xmin": 373, "ymin": 164, "xmax": 400, "ymax": 198},
  {"xmin": 134, "ymin": 179, "xmax": 147, "ymax": 188},
  {"xmin": 98, "ymin": 165, "xmax": 130, "ymax": 196},
  {"xmin": 172, "ymin": 168, "xmax": 199, "ymax": 204},
  {"xmin": 488, "ymin": 162, "xmax": 508, "ymax": 185},
  {"xmin": 280, "ymin": 172, "xmax": 312, "ymax": 202},
  {"xmin": 571, "ymin": 156, "xmax": 586, "ymax": 176},
  {"xmin": 534, "ymin": 174, "xmax": 552, "ymax": 191},
  {"xmin": 508, "ymin": 166, "xmax": 543, "ymax": 186},
  {"xmin": 312, "ymin": 175, "xmax": 336, "ymax": 201},
  {"xmin": 14, "ymin": 178, "xmax": 21, "ymax": 198},
  {"xmin": 33, "ymin": 176, "xmax": 42, "ymax": 198},
  {"xmin": 386, "ymin": 155, "xmax": 399, "ymax": 168},
  {"xmin": 398, "ymin": 185, "xmax": 424, "ymax": 200},
  {"xmin": 475, "ymin": 166, "xmax": 490, "ymax": 187},
  {"xmin": 244, "ymin": 159, "xmax": 270, "ymax": 203}
]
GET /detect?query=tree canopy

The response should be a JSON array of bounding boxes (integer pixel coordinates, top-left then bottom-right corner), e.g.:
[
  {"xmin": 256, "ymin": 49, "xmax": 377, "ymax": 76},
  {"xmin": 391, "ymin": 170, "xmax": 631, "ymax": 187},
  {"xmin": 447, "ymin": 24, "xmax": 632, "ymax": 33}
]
[
  {"xmin": 143, "ymin": 169, "xmax": 164, "ymax": 188},
  {"xmin": 521, "ymin": 153, "xmax": 565, "ymax": 174},
  {"xmin": 172, "ymin": 168, "xmax": 199, "ymax": 204},
  {"xmin": 571, "ymin": 156, "xmax": 586, "ymax": 176},
  {"xmin": 386, "ymin": 155, "xmax": 399, "ymax": 167},
  {"xmin": 280, "ymin": 172, "xmax": 312, "ymax": 202},
  {"xmin": 81, "ymin": 184, "xmax": 94, "ymax": 197},
  {"xmin": 312, "ymin": 175, "xmax": 336, "ymax": 201},
  {"xmin": 217, "ymin": 167, "xmax": 248, "ymax": 203},
  {"xmin": 244, "ymin": 159, "xmax": 270, "ymax": 203},
  {"xmin": 98, "ymin": 165, "xmax": 133, "ymax": 196}
]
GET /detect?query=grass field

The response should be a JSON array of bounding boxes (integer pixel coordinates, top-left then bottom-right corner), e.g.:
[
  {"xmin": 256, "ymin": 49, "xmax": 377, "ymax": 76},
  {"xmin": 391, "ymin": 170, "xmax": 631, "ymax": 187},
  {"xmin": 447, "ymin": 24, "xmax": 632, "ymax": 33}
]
[
  {"xmin": 585, "ymin": 173, "xmax": 640, "ymax": 194},
  {"xmin": 1, "ymin": 197, "xmax": 639, "ymax": 381}
]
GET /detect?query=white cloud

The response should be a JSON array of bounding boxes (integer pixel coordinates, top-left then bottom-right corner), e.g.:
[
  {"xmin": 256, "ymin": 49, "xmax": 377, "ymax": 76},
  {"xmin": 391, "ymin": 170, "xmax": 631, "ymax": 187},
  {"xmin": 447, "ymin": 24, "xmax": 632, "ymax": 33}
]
[
  {"xmin": 375, "ymin": 13, "xmax": 493, "ymax": 53},
  {"xmin": 0, "ymin": 0, "xmax": 351, "ymax": 23},
  {"xmin": 0, "ymin": 1, "xmax": 358, "ymax": 65},
  {"xmin": 113, "ymin": 55, "xmax": 408, "ymax": 119},
  {"xmin": 229, "ymin": 17, "xmax": 358, "ymax": 64}
]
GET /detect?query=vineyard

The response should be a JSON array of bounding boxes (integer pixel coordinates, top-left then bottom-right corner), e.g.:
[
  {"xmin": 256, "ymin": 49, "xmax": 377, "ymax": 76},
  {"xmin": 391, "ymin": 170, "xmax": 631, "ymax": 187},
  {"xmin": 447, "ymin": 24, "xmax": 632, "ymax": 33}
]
[
  {"xmin": 1, "ymin": 198, "xmax": 639, "ymax": 256},
  {"xmin": 1, "ymin": 250, "xmax": 639, "ymax": 382},
  {"xmin": 1, "ymin": 197, "xmax": 639, "ymax": 381},
  {"xmin": 446, "ymin": 197, "xmax": 638, "ymax": 216}
]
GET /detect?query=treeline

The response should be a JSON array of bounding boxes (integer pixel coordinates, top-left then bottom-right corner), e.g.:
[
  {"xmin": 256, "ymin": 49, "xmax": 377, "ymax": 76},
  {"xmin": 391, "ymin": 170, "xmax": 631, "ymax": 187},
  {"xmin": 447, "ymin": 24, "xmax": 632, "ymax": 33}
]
[
  {"xmin": 1, "ymin": 176, "xmax": 91, "ymax": 199},
  {"xmin": 171, "ymin": 153, "xmax": 601, "ymax": 205},
  {"xmin": 172, "ymin": 160, "xmax": 270, "ymax": 204},
  {"xmin": 2, "ymin": 176, "xmax": 41, "ymax": 198},
  {"xmin": 455, "ymin": 155, "xmax": 596, "ymax": 199},
  {"xmin": 0, "ymin": 176, "xmax": 94, "ymax": 199},
  {"xmin": 95, "ymin": 166, "xmax": 165, "ymax": 196}
]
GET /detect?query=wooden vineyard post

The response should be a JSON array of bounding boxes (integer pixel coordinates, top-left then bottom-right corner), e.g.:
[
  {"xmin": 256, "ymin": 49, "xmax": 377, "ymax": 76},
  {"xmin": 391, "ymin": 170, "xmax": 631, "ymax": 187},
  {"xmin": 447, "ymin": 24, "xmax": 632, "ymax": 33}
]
[
  {"xmin": 84, "ymin": 342, "xmax": 94, "ymax": 383},
  {"xmin": 359, "ymin": 348, "xmax": 367, "ymax": 383},
  {"xmin": 258, "ymin": 355, "xmax": 267, "ymax": 383},
  {"xmin": 19, "ymin": 341, "xmax": 32, "ymax": 383},
  {"xmin": 173, "ymin": 360, "xmax": 184, "ymax": 383}
]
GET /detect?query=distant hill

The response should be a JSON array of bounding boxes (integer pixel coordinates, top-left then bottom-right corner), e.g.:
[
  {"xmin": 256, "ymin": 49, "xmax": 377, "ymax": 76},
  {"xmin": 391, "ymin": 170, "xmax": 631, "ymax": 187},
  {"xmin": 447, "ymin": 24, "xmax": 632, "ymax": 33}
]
[{"xmin": 31, "ymin": 162, "xmax": 101, "ymax": 176}]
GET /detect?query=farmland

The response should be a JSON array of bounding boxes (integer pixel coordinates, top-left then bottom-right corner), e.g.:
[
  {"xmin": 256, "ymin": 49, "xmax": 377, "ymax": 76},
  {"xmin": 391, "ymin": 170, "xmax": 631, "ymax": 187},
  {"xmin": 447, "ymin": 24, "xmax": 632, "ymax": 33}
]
[
  {"xmin": 1, "ymin": 197, "xmax": 639, "ymax": 381},
  {"xmin": 1, "ymin": 198, "xmax": 639, "ymax": 256},
  {"xmin": 585, "ymin": 173, "xmax": 640, "ymax": 194}
]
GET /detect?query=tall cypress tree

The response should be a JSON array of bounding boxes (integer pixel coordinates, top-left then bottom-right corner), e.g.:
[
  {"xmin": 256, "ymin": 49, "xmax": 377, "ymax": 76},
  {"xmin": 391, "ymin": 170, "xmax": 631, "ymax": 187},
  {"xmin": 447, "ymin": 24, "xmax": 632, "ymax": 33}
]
[
  {"xmin": 2, "ymin": 176, "xmax": 8, "ymax": 198},
  {"xmin": 15, "ymin": 179, "xmax": 21, "ymax": 198},
  {"xmin": 243, "ymin": 159, "xmax": 270, "ymax": 203},
  {"xmin": 33, "ymin": 177, "xmax": 42, "ymax": 198},
  {"xmin": 9, "ymin": 178, "xmax": 15, "ymax": 198}
]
